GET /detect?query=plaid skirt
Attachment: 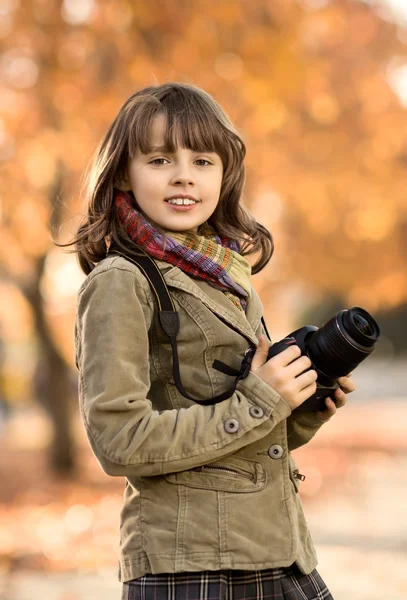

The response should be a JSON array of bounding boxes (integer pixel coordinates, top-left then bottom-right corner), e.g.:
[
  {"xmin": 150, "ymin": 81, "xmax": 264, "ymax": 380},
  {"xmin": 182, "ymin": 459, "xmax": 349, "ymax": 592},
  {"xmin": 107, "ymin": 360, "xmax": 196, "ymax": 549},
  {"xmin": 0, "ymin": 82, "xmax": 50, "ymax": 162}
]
[{"xmin": 121, "ymin": 565, "xmax": 334, "ymax": 600}]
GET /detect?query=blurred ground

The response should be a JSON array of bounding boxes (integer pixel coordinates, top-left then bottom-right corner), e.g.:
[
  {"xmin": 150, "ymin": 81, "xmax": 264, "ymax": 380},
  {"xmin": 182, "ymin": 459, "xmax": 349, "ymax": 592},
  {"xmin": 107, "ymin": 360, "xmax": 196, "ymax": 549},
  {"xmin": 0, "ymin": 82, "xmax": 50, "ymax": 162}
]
[{"xmin": 0, "ymin": 362, "xmax": 406, "ymax": 600}]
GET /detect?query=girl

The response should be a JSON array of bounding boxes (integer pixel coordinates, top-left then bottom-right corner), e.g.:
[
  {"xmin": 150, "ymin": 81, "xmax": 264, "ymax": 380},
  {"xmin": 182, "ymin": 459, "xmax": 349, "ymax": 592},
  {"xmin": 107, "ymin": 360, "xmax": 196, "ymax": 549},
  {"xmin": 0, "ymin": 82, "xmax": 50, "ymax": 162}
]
[{"xmin": 70, "ymin": 82, "xmax": 355, "ymax": 599}]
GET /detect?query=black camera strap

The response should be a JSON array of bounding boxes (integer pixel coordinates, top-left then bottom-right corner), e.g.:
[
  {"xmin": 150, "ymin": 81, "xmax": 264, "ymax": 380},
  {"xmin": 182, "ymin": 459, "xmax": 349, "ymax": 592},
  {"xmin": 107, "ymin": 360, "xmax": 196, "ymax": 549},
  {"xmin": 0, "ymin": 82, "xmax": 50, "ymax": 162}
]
[{"xmin": 108, "ymin": 247, "xmax": 269, "ymax": 405}]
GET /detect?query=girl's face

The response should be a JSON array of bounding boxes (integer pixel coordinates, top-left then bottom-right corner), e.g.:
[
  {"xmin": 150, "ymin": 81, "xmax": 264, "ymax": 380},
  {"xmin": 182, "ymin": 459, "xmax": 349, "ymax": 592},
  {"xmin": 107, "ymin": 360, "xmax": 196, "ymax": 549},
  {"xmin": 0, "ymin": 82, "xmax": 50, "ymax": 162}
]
[{"xmin": 125, "ymin": 114, "xmax": 224, "ymax": 233}]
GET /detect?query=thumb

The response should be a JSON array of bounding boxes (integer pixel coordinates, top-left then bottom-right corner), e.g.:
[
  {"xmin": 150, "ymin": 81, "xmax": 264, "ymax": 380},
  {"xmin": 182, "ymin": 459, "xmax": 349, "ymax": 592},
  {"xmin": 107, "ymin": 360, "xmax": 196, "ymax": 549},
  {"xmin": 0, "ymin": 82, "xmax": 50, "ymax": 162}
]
[{"xmin": 250, "ymin": 335, "xmax": 269, "ymax": 373}]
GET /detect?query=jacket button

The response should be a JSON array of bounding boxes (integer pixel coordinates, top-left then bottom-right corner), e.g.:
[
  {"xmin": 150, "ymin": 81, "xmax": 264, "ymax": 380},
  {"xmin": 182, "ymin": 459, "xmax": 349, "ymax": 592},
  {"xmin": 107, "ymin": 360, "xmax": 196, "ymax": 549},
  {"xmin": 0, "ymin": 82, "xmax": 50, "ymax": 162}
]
[
  {"xmin": 268, "ymin": 444, "xmax": 284, "ymax": 459},
  {"xmin": 249, "ymin": 405, "xmax": 264, "ymax": 418},
  {"xmin": 224, "ymin": 418, "xmax": 240, "ymax": 433}
]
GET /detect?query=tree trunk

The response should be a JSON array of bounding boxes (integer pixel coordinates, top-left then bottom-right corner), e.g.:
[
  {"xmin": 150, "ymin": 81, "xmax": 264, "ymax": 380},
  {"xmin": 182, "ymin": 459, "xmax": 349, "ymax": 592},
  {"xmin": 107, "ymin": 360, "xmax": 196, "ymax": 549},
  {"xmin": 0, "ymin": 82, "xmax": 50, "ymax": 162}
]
[{"xmin": 25, "ymin": 259, "xmax": 76, "ymax": 475}]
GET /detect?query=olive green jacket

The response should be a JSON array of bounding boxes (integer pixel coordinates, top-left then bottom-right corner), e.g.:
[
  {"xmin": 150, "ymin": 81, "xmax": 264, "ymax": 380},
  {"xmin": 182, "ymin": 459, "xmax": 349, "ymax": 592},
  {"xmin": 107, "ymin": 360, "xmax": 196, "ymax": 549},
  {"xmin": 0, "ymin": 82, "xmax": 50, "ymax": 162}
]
[{"xmin": 75, "ymin": 255, "xmax": 326, "ymax": 583}]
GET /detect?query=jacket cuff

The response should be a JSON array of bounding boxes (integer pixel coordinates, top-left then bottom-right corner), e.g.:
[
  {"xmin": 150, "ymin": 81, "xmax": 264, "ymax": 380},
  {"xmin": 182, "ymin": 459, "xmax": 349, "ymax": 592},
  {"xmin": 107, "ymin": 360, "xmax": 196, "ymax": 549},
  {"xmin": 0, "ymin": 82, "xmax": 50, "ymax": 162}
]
[
  {"xmin": 294, "ymin": 410, "xmax": 327, "ymax": 426},
  {"xmin": 237, "ymin": 371, "xmax": 292, "ymax": 422}
]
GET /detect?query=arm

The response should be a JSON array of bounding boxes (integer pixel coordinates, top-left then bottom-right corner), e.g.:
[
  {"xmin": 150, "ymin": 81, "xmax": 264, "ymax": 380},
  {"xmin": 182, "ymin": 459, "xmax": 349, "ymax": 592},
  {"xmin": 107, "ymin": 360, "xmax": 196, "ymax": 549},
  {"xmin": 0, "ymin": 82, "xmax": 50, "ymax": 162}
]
[
  {"xmin": 76, "ymin": 265, "xmax": 292, "ymax": 478},
  {"xmin": 286, "ymin": 382, "xmax": 354, "ymax": 450},
  {"xmin": 286, "ymin": 410, "xmax": 326, "ymax": 451}
]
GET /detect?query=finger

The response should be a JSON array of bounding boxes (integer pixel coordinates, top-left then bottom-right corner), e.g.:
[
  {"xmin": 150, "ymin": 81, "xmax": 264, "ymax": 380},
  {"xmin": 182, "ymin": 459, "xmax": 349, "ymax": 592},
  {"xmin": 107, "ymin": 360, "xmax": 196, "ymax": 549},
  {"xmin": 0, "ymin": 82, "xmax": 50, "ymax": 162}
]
[
  {"xmin": 338, "ymin": 376, "xmax": 356, "ymax": 393},
  {"xmin": 269, "ymin": 344, "xmax": 302, "ymax": 368},
  {"xmin": 294, "ymin": 368, "xmax": 318, "ymax": 391},
  {"xmin": 320, "ymin": 396, "xmax": 337, "ymax": 414},
  {"xmin": 285, "ymin": 354, "xmax": 313, "ymax": 378},
  {"xmin": 250, "ymin": 335, "xmax": 269, "ymax": 372},
  {"xmin": 315, "ymin": 397, "xmax": 336, "ymax": 421},
  {"xmin": 334, "ymin": 387, "xmax": 347, "ymax": 407},
  {"xmin": 325, "ymin": 397, "xmax": 337, "ymax": 413},
  {"xmin": 293, "ymin": 381, "xmax": 318, "ymax": 407}
]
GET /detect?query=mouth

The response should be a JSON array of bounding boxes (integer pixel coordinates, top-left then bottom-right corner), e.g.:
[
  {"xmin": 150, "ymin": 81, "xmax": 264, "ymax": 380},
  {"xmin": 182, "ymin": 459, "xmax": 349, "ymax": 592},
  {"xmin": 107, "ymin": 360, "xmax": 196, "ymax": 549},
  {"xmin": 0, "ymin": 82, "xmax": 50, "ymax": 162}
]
[
  {"xmin": 164, "ymin": 196, "xmax": 201, "ymax": 212},
  {"xmin": 164, "ymin": 196, "xmax": 200, "ymax": 206}
]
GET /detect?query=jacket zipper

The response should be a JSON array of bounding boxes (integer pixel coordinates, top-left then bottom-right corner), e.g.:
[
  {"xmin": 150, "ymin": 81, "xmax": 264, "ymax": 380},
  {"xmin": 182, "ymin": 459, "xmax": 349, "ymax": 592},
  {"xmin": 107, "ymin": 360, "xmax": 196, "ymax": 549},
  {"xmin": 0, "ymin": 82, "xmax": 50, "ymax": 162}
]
[
  {"xmin": 292, "ymin": 470, "xmax": 306, "ymax": 482},
  {"xmin": 192, "ymin": 465, "xmax": 256, "ymax": 482}
]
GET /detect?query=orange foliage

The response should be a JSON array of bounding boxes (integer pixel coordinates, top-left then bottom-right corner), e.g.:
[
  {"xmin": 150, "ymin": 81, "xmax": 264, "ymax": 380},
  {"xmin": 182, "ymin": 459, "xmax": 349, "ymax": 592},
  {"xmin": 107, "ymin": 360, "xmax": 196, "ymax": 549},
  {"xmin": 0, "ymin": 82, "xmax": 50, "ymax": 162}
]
[{"xmin": 1, "ymin": 0, "xmax": 407, "ymax": 351}]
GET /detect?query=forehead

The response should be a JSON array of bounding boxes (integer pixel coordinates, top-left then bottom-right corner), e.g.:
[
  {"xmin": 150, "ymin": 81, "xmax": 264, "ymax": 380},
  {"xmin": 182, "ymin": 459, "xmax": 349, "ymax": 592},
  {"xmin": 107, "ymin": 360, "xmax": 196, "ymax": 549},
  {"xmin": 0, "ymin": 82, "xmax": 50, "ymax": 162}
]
[
  {"xmin": 134, "ymin": 109, "xmax": 222, "ymax": 157},
  {"xmin": 149, "ymin": 113, "xmax": 169, "ymax": 146}
]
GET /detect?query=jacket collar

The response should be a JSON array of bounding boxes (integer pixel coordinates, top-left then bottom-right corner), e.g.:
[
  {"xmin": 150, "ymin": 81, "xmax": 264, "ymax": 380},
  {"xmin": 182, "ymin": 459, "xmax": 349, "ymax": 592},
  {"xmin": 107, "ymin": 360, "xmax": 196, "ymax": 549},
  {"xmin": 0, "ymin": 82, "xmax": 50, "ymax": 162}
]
[{"xmin": 154, "ymin": 259, "xmax": 262, "ymax": 346}]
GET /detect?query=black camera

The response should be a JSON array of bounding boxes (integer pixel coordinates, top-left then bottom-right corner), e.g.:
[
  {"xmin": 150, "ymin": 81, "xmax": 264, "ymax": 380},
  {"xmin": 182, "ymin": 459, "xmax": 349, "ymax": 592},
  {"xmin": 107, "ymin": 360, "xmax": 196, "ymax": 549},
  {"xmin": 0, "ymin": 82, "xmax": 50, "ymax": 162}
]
[{"xmin": 253, "ymin": 307, "xmax": 380, "ymax": 412}]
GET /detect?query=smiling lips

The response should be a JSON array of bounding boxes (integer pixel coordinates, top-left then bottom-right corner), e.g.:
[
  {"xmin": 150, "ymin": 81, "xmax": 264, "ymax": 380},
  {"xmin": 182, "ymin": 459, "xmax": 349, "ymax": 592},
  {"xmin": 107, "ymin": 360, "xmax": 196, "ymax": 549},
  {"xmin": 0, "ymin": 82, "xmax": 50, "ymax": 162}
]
[{"xmin": 165, "ymin": 194, "xmax": 200, "ymax": 206}]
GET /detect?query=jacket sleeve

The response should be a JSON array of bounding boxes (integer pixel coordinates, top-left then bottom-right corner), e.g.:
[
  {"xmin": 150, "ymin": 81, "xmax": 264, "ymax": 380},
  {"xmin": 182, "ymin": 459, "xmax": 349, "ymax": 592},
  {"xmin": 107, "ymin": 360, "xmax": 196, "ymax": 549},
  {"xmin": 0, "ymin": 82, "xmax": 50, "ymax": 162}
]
[
  {"xmin": 254, "ymin": 317, "xmax": 326, "ymax": 451},
  {"xmin": 285, "ymin": 411, "xmax": 326, "ymax": 451},
  {"xmin": 75, "ymin": 265, "xmax": 292, "ymax": 478}
]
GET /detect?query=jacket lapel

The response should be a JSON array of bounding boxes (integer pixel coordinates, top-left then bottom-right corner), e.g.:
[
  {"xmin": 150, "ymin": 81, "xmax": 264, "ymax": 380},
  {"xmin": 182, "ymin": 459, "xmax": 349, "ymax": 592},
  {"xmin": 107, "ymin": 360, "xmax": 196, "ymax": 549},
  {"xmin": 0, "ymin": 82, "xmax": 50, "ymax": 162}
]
[{"xmin": 154, "ymin": 260, "xmax": 262, "ymax": 346}]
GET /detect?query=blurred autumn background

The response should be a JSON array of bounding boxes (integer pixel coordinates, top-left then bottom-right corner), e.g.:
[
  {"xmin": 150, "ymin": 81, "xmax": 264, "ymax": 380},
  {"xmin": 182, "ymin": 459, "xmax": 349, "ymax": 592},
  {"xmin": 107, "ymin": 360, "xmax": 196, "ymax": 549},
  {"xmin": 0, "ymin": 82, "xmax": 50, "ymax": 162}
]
[{"xmin": 0, "ymin": 0, "xmax": 406, "ymax": 598}]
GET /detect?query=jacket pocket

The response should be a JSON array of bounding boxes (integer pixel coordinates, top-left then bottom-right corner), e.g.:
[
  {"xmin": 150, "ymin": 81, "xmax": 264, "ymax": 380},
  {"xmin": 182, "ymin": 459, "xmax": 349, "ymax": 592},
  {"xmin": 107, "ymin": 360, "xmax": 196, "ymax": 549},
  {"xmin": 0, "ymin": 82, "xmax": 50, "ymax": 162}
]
[{"xmin": 164, "ymin": 456, "xmax": 267, "ymax": 493}]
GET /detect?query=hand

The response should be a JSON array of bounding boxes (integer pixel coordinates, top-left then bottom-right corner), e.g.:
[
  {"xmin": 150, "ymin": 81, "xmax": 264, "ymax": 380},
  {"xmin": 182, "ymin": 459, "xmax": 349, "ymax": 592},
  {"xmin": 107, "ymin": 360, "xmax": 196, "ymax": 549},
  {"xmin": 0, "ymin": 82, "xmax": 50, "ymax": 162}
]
[
  {"xmin": 314, "ymin": 373, "xmax": 356, "ymax": 422},
  {"xmin": 250, "ymin": 335, "xmax": 318, "ymax": 410}
]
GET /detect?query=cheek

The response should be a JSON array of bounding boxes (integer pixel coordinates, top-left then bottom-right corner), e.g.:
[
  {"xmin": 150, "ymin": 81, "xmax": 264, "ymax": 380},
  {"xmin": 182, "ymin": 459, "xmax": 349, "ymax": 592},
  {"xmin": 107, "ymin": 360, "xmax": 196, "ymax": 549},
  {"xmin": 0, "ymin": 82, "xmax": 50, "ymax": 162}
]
[
  {"xmin": 131, "ymin": 170, "xmax": 162, "ymax": 196},
  {"xmin": 211, "ymin": 169, "xmax": 223, "ymax": 194}
]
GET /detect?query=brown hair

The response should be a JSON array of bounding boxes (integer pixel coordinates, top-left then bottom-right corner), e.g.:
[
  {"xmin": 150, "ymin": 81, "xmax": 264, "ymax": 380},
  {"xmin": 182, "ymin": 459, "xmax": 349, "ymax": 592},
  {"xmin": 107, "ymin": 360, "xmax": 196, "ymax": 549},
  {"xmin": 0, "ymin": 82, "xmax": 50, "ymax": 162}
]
[{"xmin": 56, "ymin": 82, "xmax": 273, "ymax": 275}]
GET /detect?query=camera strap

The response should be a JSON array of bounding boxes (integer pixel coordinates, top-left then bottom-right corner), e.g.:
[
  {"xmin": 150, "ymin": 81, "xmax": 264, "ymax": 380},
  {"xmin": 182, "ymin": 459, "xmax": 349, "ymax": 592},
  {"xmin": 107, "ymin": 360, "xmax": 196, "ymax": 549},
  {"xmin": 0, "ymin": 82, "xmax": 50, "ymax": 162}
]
[{"xmin": 108, "ymin": 247, "xmax": 270, "ymax": 405}]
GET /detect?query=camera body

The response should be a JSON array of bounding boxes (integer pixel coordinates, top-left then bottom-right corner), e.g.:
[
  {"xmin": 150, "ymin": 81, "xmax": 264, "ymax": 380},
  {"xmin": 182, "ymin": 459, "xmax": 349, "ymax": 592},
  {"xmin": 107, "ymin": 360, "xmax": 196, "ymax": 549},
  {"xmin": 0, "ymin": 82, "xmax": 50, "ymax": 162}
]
[
  {"xmin": 265, "ymin": 326, "xmax": 339, "ymax": 412},
  {"xmin": 253, "ymin": 307, "xmax": 380, "ymax": 413}
]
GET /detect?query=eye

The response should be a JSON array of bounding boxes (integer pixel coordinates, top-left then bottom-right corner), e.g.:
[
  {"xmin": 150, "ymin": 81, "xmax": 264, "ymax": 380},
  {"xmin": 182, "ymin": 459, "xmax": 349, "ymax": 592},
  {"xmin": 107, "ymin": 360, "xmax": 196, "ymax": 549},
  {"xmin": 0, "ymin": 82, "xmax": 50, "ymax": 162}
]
[
  {"xmin": 195, "ymin": 159, "xmax": 212, "ymax": 166},
  {"xmin": 149, "ymin": 158, "xmax": 169, "ymax": 165}
]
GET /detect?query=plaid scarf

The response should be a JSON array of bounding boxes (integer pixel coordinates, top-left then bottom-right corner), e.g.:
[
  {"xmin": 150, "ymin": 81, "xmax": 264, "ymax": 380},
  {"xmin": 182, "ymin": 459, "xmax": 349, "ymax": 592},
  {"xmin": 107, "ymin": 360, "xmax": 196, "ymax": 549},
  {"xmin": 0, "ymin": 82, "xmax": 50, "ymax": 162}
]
[{"xmin": 114, "ymin": 189, "xmax": 252, "ymax": 312}]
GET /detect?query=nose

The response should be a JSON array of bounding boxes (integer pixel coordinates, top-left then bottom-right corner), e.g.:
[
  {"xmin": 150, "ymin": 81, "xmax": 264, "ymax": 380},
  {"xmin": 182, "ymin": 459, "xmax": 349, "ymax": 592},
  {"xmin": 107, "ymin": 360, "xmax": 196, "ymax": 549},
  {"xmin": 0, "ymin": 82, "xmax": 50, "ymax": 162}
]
[{"xmin": 170, "ymin": 162, "xmax": 195, "ymax": 186}]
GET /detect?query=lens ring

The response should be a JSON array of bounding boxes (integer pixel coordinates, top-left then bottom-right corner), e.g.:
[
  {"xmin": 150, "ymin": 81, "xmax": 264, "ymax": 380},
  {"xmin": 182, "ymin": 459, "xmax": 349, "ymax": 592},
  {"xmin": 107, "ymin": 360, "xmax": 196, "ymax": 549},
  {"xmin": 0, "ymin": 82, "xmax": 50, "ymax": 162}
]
[
  {"xmin": 344, "ymin": 307, "xmax": 380, "ymax": 346},
  {"xmin": 305, "ymin": 307, "xmax": 380, "ymax": 381},
  {"xmin": 333, "ymin": 315, "xmax": 373, "ymax": 355}
]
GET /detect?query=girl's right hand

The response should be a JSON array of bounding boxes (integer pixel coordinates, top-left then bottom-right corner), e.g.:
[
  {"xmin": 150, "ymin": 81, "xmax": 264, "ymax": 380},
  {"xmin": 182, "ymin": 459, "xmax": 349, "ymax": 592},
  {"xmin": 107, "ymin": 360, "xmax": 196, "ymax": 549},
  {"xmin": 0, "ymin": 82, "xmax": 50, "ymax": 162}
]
[{"xmin": 250, "ymin": 335, "xmax": 318, "ymax": 411}]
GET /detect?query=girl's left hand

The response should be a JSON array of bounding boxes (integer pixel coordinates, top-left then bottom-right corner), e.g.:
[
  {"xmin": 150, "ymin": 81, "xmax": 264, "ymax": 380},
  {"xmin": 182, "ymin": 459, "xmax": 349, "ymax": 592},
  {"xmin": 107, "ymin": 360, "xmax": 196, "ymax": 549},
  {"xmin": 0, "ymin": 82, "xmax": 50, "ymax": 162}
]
[{"xmin": 315, "ymin": 374, "xmax": 356, "ymax": 422}]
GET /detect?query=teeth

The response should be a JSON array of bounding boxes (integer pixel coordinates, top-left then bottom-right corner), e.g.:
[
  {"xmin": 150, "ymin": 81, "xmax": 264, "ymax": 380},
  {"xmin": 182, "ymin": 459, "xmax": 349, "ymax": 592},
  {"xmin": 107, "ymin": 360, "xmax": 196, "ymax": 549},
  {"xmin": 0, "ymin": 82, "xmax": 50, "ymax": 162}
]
[{"xmin": 167, "ymin": 198, "xmax": 197, "ymax": 205}]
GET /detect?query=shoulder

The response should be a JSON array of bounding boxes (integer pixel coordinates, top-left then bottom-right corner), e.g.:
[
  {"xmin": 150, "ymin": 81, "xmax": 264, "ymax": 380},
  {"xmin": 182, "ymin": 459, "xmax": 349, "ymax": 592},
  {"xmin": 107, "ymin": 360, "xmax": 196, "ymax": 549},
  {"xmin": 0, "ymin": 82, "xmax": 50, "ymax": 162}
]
[{"xmin": 77, "ymin": 254, "xmax": 152, "ymax": 299}]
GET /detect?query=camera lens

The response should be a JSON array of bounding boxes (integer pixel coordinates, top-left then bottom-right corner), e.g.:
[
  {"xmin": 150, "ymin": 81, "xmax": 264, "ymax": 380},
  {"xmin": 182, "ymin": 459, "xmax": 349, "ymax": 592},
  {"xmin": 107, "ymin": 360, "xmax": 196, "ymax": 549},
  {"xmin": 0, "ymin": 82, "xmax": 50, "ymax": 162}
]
[
  {"xmin": 353, "ymin": 313, "xmax": 374, "ymax": 336},
  {"xmin": 343, "ymin": 307, "xmax": 380, "ymax": 347},
  {"xmin": 305, "ymin": 306, "xmax": 380, "ymax": 380}
]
